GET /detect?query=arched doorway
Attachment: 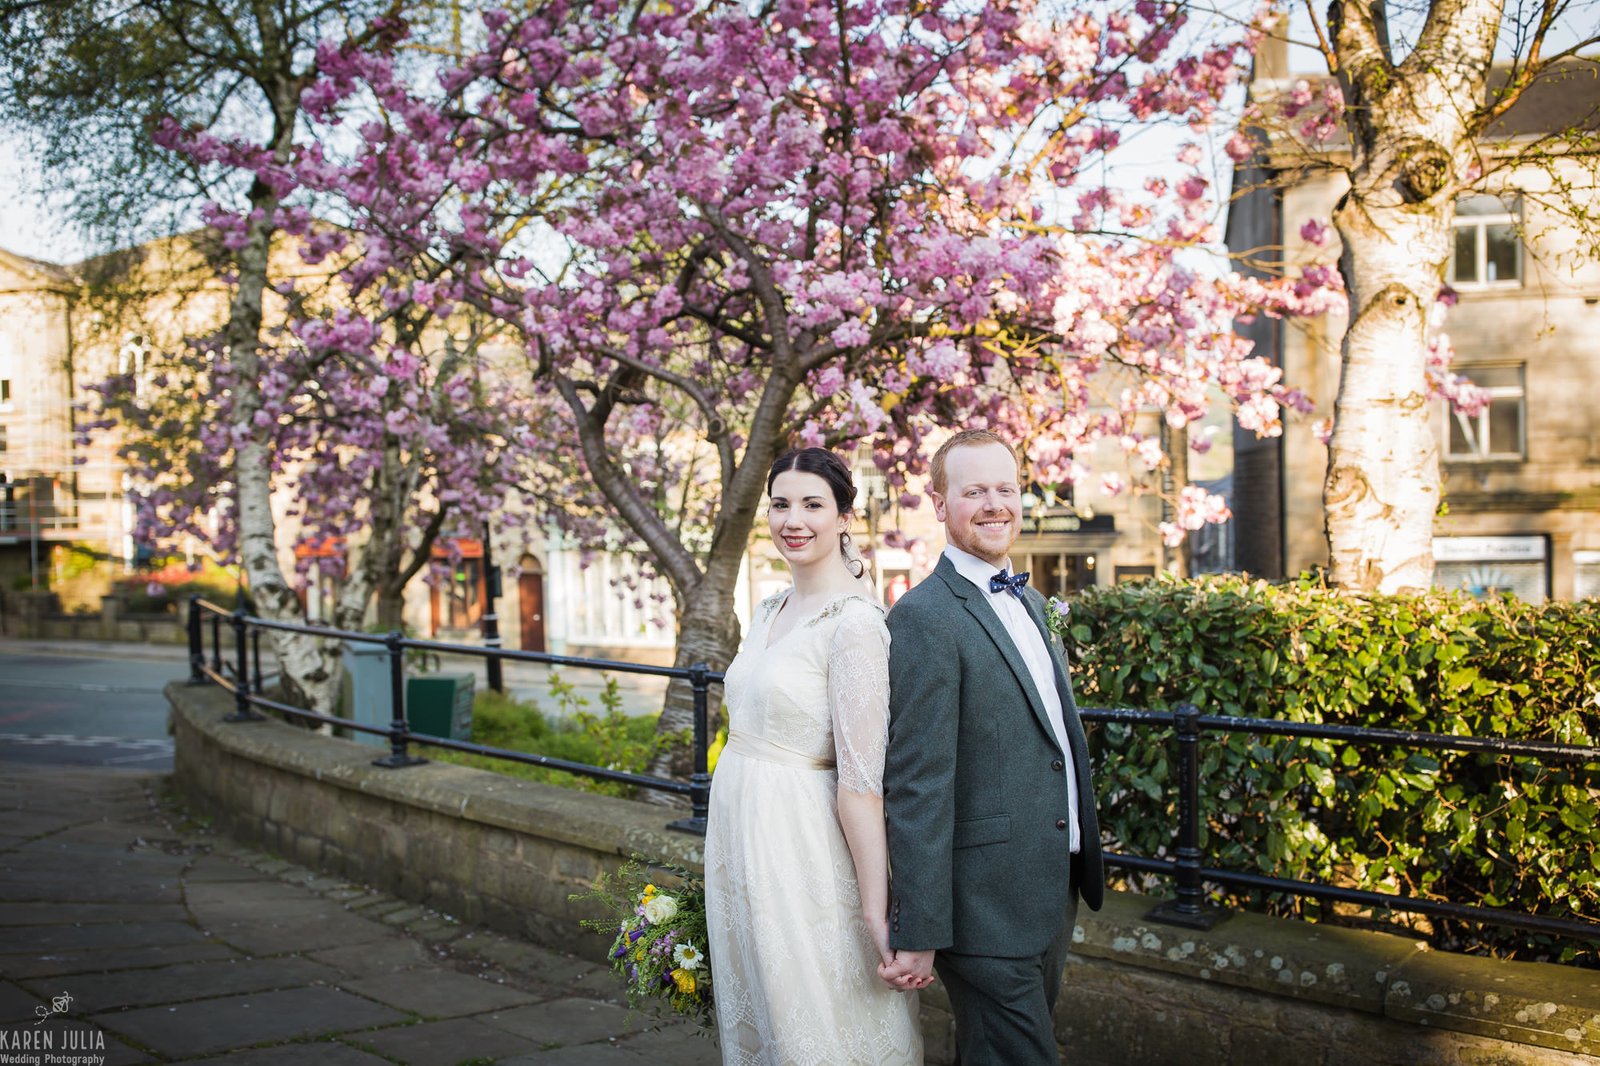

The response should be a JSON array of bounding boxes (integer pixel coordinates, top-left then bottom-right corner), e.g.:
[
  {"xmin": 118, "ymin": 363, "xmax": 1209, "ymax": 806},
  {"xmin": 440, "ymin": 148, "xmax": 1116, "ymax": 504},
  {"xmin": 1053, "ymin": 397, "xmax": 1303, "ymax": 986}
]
[{"xmin": 518, "ymin": 554, "xmax": 546, "ymax": 652}]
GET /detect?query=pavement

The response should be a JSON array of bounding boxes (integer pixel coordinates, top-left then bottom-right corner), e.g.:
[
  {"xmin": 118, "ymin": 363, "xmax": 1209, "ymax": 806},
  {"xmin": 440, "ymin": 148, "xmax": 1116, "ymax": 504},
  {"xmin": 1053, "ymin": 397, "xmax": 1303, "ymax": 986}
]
[
  {"xmin": 1, "ymin": 638, "xmax": 670, "ymax": 720},
  {"xmin": 0, "ymin": 764, "xmax": 716, "ymax": 1066}
]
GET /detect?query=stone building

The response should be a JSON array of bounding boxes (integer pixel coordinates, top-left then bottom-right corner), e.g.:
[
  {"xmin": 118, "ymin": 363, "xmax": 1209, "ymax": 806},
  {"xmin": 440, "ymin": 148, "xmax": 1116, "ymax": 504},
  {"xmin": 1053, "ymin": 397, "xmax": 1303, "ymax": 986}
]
[
  {"xmin": 1225, "ymin": 46, "xmax": 1600, "ymax": 601},
  {"xmin": 0, "ymin": 247, "xmax": 134, "ymax": 597}
]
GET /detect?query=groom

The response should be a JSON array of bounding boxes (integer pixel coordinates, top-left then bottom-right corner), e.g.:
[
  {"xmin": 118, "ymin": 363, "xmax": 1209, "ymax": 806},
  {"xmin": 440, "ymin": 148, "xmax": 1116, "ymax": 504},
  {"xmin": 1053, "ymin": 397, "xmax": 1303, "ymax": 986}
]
[{"xmin": 882, "ymin": 429, "xmax": 1104, "ymax": 1064}]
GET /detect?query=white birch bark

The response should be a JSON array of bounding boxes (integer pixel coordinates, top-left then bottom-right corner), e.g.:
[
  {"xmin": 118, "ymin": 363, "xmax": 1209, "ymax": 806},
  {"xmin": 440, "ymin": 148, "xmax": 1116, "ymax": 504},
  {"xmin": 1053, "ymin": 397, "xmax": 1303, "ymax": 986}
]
[{"xmin": 1324, "ymin": 0, "xmax": 1505, "ymax": 591}]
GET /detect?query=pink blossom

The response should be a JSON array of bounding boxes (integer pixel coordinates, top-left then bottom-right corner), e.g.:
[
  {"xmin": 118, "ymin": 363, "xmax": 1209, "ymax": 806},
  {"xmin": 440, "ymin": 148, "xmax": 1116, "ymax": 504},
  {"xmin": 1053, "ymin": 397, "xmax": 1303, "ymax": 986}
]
[{"xmin": 1299, "ymin": 219, "xmax": 1331, "ymax": 245}]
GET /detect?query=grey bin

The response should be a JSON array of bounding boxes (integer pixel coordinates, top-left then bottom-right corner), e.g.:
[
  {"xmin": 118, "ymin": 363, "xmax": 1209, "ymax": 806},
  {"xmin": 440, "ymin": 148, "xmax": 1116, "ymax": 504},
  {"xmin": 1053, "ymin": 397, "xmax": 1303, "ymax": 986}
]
[{"xmin": 341, "ymin": 641, "xmax": 394, "ymax": 748}]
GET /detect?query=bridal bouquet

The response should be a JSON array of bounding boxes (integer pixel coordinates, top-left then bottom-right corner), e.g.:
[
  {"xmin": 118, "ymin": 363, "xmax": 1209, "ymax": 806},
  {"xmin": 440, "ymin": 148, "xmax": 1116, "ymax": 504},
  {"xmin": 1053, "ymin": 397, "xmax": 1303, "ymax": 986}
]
[{"xmin": 575, "ymin": 859, "xmax": 714, "ymax": 1027}]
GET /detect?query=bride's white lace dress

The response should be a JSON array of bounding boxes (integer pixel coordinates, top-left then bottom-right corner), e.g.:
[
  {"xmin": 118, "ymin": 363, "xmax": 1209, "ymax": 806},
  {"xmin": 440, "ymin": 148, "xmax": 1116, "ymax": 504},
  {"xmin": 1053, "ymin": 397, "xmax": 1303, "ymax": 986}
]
[{"xmin": 705, "ymin": 590, "xmax": 923, "ymax": 1066}]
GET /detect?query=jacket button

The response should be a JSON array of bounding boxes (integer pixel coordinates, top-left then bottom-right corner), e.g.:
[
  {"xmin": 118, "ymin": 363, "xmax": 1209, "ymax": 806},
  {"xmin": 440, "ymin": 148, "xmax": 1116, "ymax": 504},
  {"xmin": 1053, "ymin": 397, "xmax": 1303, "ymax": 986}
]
[
  {"xmin": 1056, "ymin": 819, "xmax": 1068, "ymax": 830},
  {"xmin": 1051, "ymin": 759, "xmax": 1064, "ymax": 772}
]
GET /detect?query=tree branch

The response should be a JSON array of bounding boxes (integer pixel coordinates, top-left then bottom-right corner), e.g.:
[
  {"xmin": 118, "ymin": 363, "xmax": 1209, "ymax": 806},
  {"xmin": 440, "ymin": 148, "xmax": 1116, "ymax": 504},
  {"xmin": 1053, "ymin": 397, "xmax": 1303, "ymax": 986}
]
[
  {"xmin": 549, "ymin": 371, "xmax": 703, "ymax": 592},
  {"xmin": 698, "ymin": 202, "xmax": 796, "ymax": 368}
]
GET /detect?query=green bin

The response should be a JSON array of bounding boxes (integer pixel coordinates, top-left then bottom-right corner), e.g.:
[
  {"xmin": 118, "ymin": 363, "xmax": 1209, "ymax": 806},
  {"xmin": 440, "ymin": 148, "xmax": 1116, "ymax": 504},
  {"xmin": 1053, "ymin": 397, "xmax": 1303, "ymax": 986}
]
[{"xmin": 406, "ymin": 673, "xmax": 476, "ymax": 740}]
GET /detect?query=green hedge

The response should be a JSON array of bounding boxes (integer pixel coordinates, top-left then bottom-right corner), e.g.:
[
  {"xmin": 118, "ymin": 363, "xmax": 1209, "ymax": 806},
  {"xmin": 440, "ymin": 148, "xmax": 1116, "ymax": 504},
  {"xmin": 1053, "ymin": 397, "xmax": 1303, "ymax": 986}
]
[{"xmin": 1053, "ymin": 575, "xmax": 1599, "ymax": 965}]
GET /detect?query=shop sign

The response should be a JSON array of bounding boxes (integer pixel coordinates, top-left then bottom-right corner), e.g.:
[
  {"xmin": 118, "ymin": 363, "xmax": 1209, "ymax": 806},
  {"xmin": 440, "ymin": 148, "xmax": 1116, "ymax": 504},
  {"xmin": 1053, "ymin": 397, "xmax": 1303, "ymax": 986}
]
[{"xmin": 1432, "ymin": 536, "xmax": 1546, "ymax": 563}]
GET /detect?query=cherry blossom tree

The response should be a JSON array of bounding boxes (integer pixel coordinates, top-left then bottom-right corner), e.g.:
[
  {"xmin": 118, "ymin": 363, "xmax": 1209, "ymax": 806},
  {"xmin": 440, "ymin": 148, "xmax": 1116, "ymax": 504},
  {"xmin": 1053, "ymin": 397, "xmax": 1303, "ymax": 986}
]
[
  {"xmin": 3, "ymin": 0, "xmax": 546, "ymax": 714},
  {"xmin": 207, "ymin": 0, "xmax": 1348, "ymax": 786},
  {"xmin": 84, "ymin": 249, "xmax": 545, "ymax": 642}
]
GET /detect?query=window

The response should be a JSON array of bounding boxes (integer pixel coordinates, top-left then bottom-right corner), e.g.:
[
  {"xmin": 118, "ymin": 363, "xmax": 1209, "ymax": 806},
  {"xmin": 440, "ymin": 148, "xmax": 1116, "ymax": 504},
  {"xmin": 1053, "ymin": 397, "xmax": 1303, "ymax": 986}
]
[
  {"xmin": 1576, "ymin": 551, "xmax": 1600, "ymax": 601},
  {"xmin": 1446, "ymin": 365, "xmax": 1525, "ymax": 461},
  {"xmin": 1449, "ymin": 194, "xmax": 1521, "ymax": 286},
  {"xmin": 119, "ymin": 336, "xmax": 151, "ymax": 395},
  {"xmin": 443, "ymin": 558, "xmax": 484, "ymax": 630},
  {"xmin": 1019, "ymin": 552, "xmax": 1096, "ymax": 597},
  {"xmin": 0, "ymin": 379, "xmax": 10, "ymax": 406}
]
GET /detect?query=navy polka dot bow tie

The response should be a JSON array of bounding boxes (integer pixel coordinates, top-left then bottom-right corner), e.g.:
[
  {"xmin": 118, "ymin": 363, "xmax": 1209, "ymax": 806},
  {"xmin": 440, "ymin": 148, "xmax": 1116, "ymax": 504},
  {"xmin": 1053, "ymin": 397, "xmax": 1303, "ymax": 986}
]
[{"xmin": 988, "ymin": 569, "xmax": 1030, "ymax": 598}]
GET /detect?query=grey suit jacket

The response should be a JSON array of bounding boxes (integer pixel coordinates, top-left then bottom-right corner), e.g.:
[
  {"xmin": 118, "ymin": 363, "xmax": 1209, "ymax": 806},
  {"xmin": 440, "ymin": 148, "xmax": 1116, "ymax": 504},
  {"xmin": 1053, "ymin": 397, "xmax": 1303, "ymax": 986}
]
[{"xmin": 884, "ymin": 554, "xmax": 1104, "ymax": 957}]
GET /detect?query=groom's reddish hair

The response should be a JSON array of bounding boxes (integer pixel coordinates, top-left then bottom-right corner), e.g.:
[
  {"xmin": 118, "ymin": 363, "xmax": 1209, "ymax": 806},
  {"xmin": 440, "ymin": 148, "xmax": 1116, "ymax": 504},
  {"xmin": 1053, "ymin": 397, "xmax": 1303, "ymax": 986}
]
[{"xmin": 929, "ymin": 429, "xmax": 1019, "ymax": 496}]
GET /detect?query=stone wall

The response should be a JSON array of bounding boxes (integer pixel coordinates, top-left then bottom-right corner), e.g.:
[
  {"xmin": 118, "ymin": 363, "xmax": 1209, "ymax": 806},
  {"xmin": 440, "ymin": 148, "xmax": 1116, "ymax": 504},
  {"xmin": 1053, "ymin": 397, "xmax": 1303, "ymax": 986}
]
[
  {"xmin": 1, "ymin": 590, "xmax": 187, "ymax": 643},
  {"xmin": 168, "ymin": 682, "xmax": 1600, "ymax": 1066}
]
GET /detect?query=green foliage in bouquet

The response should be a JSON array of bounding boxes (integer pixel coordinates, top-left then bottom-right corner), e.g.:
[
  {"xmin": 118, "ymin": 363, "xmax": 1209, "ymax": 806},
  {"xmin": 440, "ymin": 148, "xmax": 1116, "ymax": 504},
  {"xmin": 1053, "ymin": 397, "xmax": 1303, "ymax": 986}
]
[{"xmin": 573, "ymin": 859, "xmax": 714, "ymax": 1028}]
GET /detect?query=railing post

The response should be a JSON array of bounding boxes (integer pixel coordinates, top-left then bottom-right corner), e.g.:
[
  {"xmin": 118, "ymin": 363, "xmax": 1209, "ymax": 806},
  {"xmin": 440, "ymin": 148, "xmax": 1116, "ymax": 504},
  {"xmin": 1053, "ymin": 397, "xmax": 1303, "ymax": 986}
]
[
  {"xmin": 210, "ymin": 611, "xmax": 223, "ymax": 675},
  {"xmin": 187, "ymin": 596, "xmax": 206, "ymax": 685},
  {"xmin": 1146, "ymin": 702, "xmax": 1227, "ymax": 929},
  {"xmin": 667, "ymin": 663, "xmax": 712, "ymax": 836},
  {"xmin": 373, "ymin": 630, "xmax": 424, "ymax": 768},
  {"xmin": 481, "ymin": 520, "xmax": 504, "ymax": 693},
  {"xmin": 224, "ymin": 606, "xmax": 262, "ymax": 722},
  {"xmin": 251, "ymin": 628, "xmax": 263, "ymax": 693}
]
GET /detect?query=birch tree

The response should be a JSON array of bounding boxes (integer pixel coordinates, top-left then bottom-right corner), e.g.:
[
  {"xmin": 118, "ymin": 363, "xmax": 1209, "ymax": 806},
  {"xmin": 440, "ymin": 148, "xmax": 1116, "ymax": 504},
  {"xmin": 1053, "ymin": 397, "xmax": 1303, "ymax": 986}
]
[
  {"xmin": 0, "ymin": 0, "xmax": 415, "ymax": 711},
  {"xmin": 1250, "ymin": 0, "xmax": 1599, "ymax": 591}
]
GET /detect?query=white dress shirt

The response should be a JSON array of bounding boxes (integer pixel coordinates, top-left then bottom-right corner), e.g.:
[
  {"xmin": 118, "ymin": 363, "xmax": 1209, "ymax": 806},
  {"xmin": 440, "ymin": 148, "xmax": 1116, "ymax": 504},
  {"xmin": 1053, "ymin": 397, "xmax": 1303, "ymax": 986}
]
[{"xmin": 943, "ymin": 544, "xmax": 1081, "ymax": 853}]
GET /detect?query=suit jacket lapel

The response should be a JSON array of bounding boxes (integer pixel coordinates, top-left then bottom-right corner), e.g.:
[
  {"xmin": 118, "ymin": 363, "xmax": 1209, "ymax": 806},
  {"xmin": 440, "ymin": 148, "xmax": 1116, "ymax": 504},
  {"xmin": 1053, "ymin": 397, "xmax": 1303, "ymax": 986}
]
[
  {"xmin": 934, "ymin": 556, "xmax": 1060, "ymax": 753},
  {"xmin": 1021, "ymin": 590, "xmax": 1091, "ymax": 761}
]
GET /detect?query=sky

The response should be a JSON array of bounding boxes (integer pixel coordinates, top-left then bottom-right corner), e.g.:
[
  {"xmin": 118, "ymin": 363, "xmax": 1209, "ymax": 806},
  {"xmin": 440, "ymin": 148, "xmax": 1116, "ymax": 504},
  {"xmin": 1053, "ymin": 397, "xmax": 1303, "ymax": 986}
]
[{"xmin": 0, "ymin": 142, "xmax": 69, "ymax": 263}]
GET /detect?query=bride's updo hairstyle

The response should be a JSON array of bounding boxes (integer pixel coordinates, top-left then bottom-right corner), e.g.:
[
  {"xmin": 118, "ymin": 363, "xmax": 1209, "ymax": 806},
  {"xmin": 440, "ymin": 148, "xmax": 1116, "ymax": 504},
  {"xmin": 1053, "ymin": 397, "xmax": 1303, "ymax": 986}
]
[{"xmin": 766, "ymin": 448, "xmax": 865, "ymax": 577}]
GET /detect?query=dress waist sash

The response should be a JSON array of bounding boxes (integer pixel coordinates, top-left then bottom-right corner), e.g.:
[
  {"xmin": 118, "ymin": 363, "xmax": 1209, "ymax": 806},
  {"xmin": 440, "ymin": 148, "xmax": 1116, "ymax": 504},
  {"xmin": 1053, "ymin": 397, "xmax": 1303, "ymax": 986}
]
[{"xmin": 723, "ymin": 731, "xmax": 835, "ymax": 771}]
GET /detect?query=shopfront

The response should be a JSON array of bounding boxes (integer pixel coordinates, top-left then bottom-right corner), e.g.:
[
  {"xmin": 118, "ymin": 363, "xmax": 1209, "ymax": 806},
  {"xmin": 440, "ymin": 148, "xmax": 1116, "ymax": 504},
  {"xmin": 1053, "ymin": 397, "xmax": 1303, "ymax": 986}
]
[
  {"xmin": 1432, "ymin": 535, "xmax": 1550, "ymax": 603},
  {"xmin": 1014, "ymin": 512, "xmax": 1118, "ymax": 598}
]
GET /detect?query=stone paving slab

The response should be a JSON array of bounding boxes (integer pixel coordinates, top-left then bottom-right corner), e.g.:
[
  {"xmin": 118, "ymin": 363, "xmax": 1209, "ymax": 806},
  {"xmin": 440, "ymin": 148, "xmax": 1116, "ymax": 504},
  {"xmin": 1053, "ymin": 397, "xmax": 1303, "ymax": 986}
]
[
  {"xmin": 183, "ymin": 854, "xmax": 273, "ymax": 882},
  {"xmin": 335, "ymin": 967, "xmax": 540, "ymax": 1018},
  {"xmin": 479, "ymin": 997, "xmax": 637, "ymax": 1047},
  {"xmin": 0, "ymin": 919, "xmax": 208, "ymax": 955},
  {"xmin": 0, "ymin": 900, "xmax": 190, "ymax": 926},
  {"xmin": 466, "ymin": 940, "xmax": 609, "ymax": 988},
  {"xmin": 0, "ymin": 941, "xmax": 240, "ymax": 979},
  {"xmin": 611, "ymin": 1025, "xmax": 720, "ymax": 1066},
  {"xmin": 500, "ymin": 1043, "xmax": 649, "ymax": 1064},
  {"xmin": 93, "ymin": 985, "xmax": 409, "ymax": 1057},
  {"xmin": 307, "ymin": 935, "xmax": 438, "ymax": 974},
  {"xmin": 347, "ymin": 1015, "xmax": 540, "ymax": 1065},
  {"xmin": 0, "ymin": 978, "xmax": 47, "ymax": 1023},
  {"xmin": 0, "ymin": 873, "xmax": 184, "ymax": 903},
  {"xmin": 17, "ymin": 957, "xmax": 345, "ymax": 1013},
  {"xmin": 190, "ymin": 892, "xmax": 409, "ymax": 955},
  {"xmin": 183, "ymin": 1041, "xmax": 396, "ymax": 1066}
]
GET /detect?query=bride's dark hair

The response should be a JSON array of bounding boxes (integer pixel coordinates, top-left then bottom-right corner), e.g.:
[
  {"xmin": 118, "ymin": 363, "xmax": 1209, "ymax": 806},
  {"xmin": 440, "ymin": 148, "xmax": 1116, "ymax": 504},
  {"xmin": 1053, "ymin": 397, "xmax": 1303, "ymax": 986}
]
[{"xmin": 766, "ymin": 448, "xmax": 865, "ymax": 578}]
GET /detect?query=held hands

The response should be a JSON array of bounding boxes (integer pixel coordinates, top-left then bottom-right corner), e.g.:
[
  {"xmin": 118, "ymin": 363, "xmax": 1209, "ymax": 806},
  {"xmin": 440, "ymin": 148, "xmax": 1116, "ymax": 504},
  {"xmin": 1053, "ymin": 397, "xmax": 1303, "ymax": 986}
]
[
  {"xmin": 869, "ymin": 913, "xmax": 933, "ymax": 992},
  {"xmin": 877, "ymin": 948, "xmax": 935, "ymax": 992}
]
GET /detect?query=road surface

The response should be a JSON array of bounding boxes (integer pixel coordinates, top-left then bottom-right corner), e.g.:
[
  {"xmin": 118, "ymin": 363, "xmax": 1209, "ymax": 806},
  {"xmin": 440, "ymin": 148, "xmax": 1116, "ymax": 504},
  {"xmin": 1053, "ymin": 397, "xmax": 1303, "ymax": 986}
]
[{"xmin": 0, "ymin": 642, "xmax": 184, "ymax": 770}]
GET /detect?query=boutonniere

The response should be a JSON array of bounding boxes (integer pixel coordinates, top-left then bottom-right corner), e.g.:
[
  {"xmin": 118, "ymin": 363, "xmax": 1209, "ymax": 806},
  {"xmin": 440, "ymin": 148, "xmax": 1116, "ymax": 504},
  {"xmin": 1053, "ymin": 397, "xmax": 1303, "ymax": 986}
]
[{"xmin": 1045, "ymin": 595, "xmax": 1070, "ymax": 635}]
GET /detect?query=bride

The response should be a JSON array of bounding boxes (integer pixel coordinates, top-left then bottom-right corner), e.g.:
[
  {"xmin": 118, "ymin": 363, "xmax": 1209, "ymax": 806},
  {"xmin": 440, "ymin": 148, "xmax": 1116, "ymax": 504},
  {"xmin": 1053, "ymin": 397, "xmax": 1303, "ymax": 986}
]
[{"xmin": 704, "ymin": 447, "xmax": 925, "ymax": 1065}]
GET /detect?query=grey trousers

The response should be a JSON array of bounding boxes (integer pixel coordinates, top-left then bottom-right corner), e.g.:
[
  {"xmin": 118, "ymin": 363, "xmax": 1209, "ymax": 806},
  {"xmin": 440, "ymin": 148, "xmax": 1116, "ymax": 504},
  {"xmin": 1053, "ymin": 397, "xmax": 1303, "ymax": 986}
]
[{"xmin": 935, "ymin": 898, "xmax": 1078, "ymax": 1066}]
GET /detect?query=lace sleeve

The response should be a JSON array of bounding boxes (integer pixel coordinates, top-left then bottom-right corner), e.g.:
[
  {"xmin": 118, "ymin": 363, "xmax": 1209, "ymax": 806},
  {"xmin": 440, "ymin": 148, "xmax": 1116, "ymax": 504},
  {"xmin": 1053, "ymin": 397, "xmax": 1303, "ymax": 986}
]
[{"xmin": 827, "ymin": 602, "xmax": 892, "ymax": 797}]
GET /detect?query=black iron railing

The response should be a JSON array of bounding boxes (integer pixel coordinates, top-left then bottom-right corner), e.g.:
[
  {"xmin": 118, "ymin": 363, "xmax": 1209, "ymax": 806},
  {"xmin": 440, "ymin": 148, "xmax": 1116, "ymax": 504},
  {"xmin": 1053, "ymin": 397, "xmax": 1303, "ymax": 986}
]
[
  {"xmin": 189, "ymin": 596, "xmax": 1599, "ymax": 942},
  {"xmin": 1079, "ymin": 703, "xmax": 1600, "ymax": 941},
  {"xmin": 187, "ymin": 596, "xmax": 716, "ymax": 834}
]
